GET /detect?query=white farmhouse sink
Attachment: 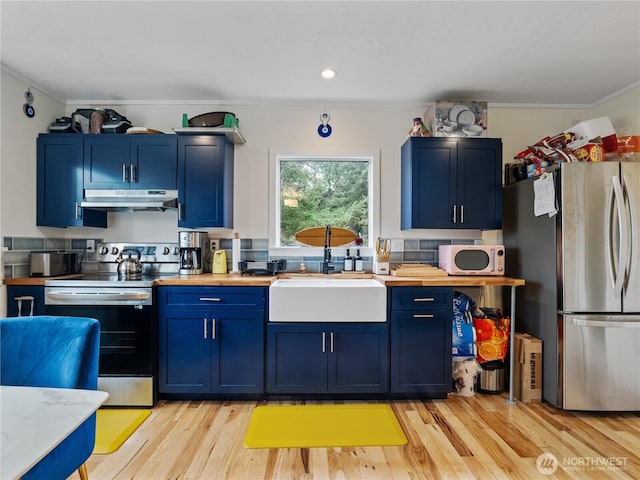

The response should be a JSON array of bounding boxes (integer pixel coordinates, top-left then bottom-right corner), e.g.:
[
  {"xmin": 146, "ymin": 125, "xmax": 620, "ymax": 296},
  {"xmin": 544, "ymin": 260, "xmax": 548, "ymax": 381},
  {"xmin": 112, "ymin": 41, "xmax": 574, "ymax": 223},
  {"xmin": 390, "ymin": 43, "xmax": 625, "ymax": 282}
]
[{"xmin": 269, "ymin": 278, "xmax": 387, "ymax": 322}]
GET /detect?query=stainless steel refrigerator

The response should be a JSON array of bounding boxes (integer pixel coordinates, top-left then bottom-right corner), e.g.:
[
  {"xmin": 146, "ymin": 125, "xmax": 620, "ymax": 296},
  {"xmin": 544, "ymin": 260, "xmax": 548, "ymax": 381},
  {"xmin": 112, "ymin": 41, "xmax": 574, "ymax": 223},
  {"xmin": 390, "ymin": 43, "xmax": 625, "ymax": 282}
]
[{"xmin": 504, "ymin": 161, "xmax": 640, "ymax": 411}]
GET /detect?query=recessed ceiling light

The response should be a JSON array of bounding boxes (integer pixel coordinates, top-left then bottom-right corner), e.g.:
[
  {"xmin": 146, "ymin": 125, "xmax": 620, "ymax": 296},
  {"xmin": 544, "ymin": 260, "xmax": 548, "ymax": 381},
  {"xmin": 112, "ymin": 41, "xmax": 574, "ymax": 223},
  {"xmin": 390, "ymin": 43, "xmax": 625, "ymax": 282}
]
[{"xmin": 321, "ymin": 68, "xmax": 336, "ymax": 79}]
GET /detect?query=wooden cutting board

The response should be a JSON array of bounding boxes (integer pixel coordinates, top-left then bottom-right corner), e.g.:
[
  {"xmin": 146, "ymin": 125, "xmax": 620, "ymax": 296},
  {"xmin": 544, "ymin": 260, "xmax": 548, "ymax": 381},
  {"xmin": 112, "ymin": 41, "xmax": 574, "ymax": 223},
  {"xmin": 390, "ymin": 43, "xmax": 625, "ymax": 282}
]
[
  {"xmin": 390, "ymin": 264, "xmax": 449, "ymax": 277},
  {"xmin": 294, "ymin": 227, "xmax": 358, "ymax": 247}
]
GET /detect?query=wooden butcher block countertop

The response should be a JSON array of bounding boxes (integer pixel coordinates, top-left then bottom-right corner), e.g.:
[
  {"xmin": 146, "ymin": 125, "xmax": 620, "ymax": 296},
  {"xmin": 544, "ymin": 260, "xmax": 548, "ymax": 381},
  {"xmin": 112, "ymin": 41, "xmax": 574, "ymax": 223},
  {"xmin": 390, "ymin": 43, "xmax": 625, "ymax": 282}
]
[
  {"xmin": 154, "ymin": 274, "xmax": 276, "ymax": 286},
  {"xmin": 377, "ymin": 276, "xmax": 525, "ymax": 287},
  {"xmin": 5, "ymin": 273, "xmax": 524, "ymax": 288},
  {"xmin": 156, "ymin": 273, "xmax": 524, "ymax": 287},
  {"xmin": 3, "ymin": 274, "xmax": 86, "ymax": 286}
]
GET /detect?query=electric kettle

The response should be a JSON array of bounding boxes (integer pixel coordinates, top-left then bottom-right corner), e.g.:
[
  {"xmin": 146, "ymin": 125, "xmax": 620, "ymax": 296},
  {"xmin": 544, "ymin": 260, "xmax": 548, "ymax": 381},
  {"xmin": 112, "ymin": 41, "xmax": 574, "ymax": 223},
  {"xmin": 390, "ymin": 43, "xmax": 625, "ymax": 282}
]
[{"xmin": 212, "ymin": 250, "xmax": 227, "ymax": 274}]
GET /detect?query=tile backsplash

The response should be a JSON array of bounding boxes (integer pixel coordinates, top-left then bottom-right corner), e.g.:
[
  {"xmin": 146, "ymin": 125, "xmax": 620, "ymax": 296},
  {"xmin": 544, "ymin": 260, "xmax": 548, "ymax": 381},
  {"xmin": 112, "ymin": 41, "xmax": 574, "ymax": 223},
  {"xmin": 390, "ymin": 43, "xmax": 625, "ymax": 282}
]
[
  {"xmin": 2, "ymin": 237, "xmax": 100, "ymax": 278},
  {"xmin": 3, "ymin": 236, "xmax": 472, "ymax": 278},
  {"xmin": 223, "ymin": 237, "xmax": 464, "ymax": 273}
]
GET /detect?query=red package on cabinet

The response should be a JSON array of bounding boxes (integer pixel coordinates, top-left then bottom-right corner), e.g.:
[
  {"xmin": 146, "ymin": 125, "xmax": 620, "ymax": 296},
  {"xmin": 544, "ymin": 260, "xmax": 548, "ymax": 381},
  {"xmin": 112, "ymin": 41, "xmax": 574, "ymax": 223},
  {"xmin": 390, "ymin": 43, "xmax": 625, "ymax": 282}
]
[{"xmin": 473, "ymin": 309, "xmax": 510, "ymax": 364}]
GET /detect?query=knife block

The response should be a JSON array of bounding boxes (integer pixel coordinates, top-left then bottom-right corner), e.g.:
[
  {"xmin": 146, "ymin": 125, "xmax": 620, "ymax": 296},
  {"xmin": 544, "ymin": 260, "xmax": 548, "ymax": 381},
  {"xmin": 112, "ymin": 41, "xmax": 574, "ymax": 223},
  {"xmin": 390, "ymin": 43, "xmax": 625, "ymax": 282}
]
[{"xmin": 373, "ymin": 256, "xmax": 390, "ymax": 275}]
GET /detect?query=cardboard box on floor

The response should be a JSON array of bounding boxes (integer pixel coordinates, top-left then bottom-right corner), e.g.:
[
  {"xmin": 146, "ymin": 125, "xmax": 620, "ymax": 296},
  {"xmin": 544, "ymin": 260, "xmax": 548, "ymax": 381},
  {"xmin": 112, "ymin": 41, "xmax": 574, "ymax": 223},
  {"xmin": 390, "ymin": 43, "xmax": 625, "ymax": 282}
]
[{"xmin": 513, "ymin": 332, "xmax": 542, "ymax": 403}]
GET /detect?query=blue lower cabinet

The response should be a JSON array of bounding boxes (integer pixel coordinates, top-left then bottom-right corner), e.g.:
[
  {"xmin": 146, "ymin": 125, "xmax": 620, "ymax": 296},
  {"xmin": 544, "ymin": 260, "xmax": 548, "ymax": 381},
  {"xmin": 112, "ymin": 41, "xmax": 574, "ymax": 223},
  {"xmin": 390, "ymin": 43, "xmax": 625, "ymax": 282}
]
[
  {"xmin": 158, "ymin": 309, "xmax": 213, "ymax": 393},
  {"xmin": 389, "ymin": 287, "xmax": 453, "ymax": 396},
  {"xmin": 157, "ymin": 286, "xmax": 265, "ymax": 395},
  {"xmin": 266, "ymin": 323, "xmax": 388, "ymax": 394}
]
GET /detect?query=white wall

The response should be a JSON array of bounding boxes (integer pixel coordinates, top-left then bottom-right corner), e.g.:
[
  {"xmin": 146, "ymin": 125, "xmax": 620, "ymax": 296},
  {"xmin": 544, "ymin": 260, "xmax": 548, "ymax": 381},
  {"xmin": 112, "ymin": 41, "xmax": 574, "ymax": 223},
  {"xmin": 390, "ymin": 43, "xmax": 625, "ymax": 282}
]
[
  {"xmin": 0, "ymin": 70, "xmax": 65, "ymax": 314},
  {"xmin": 593, "ymin": 85, "xmax": 640, "ymax": 135},
  {"xmin": 62, "ymin": 101, "xmax": 597, "ymax": 243},
  {"xmin": 2, "ymin": 66, "xmax": 639, "ymax": 246},
  {"xmin": 1, "ymin": 70, "xmax": 65, "ymax": 236}
]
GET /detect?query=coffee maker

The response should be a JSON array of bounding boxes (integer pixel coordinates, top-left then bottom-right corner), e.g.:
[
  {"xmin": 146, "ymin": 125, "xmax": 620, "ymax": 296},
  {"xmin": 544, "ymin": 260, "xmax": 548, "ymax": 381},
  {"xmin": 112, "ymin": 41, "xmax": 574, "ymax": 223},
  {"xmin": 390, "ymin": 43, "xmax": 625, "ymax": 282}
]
[{"xmin": 179, "ymin": 231, "xmax": 210, "ymax": 274}]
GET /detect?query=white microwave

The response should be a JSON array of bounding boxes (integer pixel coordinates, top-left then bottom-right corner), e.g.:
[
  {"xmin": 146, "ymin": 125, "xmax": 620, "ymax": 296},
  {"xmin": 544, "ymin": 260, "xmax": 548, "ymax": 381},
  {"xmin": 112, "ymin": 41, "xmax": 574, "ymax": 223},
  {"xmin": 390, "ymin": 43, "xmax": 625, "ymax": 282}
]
[{"xmin": 438, "ymin": 245, "xmax": 505, "ymax": 275}]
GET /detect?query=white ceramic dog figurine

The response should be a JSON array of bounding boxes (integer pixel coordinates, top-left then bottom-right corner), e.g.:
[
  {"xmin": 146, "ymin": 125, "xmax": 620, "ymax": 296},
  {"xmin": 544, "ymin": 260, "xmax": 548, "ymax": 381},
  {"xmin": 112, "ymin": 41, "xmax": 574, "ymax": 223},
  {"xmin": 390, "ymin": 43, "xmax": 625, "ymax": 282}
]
[{"xmin": 452, "ymin": 357, "xmax": 482, "ymax": 397}]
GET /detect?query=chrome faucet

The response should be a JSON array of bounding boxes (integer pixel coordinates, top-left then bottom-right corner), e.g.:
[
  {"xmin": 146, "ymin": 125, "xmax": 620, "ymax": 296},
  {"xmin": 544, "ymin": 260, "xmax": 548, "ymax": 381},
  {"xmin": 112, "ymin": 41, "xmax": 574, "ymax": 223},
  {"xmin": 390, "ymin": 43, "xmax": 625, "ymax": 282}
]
[{"xmin": 322, "ymin": 224, "xmax": 335, "ymax": 274}]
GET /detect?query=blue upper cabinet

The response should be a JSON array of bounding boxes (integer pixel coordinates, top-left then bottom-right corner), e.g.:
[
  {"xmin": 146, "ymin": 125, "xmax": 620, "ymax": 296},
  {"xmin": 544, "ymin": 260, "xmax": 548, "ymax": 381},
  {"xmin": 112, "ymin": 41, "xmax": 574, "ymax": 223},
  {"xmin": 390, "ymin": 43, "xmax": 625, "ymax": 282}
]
[
  {"xmin": 37, "ymin": 134, "xmax": 107, "ymax": 227},
  {"xmin": 84, "ymin": 135, "xmax": 177, "ymax": 190},
  {"xmin": 177, "ymin": 135, "xmax": 234, "ymax": 228},
  {"xmin": 401, "ymin": 137, "xmax": 502, "ymax": 230}
]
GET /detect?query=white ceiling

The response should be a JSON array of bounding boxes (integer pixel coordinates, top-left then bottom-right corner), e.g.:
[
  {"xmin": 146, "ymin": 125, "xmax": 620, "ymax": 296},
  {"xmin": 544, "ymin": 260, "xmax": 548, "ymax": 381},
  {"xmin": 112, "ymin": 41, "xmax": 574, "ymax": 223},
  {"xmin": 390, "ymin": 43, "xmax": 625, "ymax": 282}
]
[{"xmin": 1, "ymin": 1, "xmax": 639, "ymax": 107}]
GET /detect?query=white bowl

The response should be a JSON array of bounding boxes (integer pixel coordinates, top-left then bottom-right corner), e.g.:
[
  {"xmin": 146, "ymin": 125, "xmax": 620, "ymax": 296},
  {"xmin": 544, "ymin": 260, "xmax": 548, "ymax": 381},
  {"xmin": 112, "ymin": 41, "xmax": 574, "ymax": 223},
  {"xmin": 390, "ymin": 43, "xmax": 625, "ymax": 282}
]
[
  {"xmin": 462, "ymin": 125, "xmax": 483, "ymax": 136},
  {"xmin": 443, "ymin": 121, "xmax": 459, "ymax": 133}
]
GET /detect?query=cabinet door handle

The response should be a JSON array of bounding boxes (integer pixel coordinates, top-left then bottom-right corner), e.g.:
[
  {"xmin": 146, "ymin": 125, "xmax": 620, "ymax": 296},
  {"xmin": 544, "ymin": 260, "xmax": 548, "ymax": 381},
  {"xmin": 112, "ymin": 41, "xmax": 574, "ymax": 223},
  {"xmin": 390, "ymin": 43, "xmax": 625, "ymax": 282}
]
[
  {"xmin": 203, "ymin": 317, "xmax": 208, "ymax": 339},
  {"xmin": 322, "ymin": 332, "xmax": 326, "ymax": 353},
  {"xmin": 413, "ymin": 298, "xmax": 434, "ymax": 302},
  {"xmin": 75, "ymin": 202, "xmax": 80, "ymax": 220},
  {"xmin": 122, "ymin": 164, "xmax": 127, "ymax": 182},
  {"xmin": 413, "ymin": 314, "xmax": 435, "ymax": 318},
  {"xmin": 211, "ymin": 319, "xmax": 216, "ymax": 340},
  {"xmin": 460, "ymin": 205, "xmax": 464, "ymax": 224},
  {"xmin": 330, "ymin": 332, "xmax": 334, "ymax": 353},
  {"xmin": 452, "ymin": 205, "xmax": 457, "ymax": 224},
  {"xmin": 178, "ymin": 202, "xmax": 183, "ymax": 220},
  {"xmin": 130, "ymin": 164, "xmax": 136, "ymax": 183},
  {"xmin": 199, "ymin": 297, "xmax": 221, "ymax": 302}
]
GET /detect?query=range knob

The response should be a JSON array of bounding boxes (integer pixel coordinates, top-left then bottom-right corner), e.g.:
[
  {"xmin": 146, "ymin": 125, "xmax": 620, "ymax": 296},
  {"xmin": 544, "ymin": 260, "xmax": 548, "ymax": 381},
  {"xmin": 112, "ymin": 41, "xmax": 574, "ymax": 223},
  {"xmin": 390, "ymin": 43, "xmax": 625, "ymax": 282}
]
[
  {"xmin": 163, "ymin": 246, "xmax": 171, "ymax": 255},
  {"xmin": 111, "ymin": 247, "xmax": 119, "ymax": 255},
  {"xmin": 99, "ymin": 246, "xmax": 109, "ymax": 255},
  {"xmin": 173, "ymin": 246, "xmax": 180, "ymax": 255}
]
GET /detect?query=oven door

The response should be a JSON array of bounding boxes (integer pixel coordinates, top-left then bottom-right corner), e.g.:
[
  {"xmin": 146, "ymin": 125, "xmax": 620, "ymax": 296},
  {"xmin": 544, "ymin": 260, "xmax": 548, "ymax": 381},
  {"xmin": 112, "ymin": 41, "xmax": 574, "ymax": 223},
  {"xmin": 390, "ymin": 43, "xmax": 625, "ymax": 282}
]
[{"xmin": 44, "ymin": 288, "xmax": 155, "ymax": 406}]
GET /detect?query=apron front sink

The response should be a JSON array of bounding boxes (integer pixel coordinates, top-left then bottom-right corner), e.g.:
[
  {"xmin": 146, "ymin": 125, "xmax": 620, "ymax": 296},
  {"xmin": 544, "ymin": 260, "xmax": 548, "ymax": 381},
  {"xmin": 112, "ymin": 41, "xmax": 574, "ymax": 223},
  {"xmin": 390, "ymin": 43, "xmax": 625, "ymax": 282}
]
[{"xmin": 269, "ymin": 278, "xmax": 387, "ymax": 322}]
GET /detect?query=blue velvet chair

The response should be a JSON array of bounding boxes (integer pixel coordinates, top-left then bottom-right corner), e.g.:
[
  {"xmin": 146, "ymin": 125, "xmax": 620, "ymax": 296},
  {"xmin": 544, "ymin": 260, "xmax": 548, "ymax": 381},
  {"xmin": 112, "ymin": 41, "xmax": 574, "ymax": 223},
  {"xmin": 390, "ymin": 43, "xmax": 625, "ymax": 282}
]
[{"xmin": 0, "ymin": 315, "xmax": 100, "ymax": 480}]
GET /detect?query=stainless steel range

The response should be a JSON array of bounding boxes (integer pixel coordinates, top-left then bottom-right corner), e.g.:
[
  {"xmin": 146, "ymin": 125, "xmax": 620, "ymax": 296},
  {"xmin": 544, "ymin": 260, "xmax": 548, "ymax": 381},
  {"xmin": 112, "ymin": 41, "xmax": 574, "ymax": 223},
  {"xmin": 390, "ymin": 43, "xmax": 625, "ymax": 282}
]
[{"xmin": 44, "ymin": 242, "xmax": 180, "ymax": 406}]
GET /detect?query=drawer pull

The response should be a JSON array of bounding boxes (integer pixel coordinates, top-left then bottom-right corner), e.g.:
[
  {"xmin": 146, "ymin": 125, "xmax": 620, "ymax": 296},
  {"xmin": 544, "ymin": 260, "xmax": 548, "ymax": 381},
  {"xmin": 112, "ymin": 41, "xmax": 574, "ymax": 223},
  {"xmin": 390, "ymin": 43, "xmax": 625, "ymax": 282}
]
[
  {"xmin": 413, "ymin": 314, "xmax": 434, "ymax": 318},
  {"xmin": 413, "ymin": 298, "xmax": 435, "ymax": 302},
  {"xmin": 199, "ymin": 297, "xmax": 221, "ymax": 302}
]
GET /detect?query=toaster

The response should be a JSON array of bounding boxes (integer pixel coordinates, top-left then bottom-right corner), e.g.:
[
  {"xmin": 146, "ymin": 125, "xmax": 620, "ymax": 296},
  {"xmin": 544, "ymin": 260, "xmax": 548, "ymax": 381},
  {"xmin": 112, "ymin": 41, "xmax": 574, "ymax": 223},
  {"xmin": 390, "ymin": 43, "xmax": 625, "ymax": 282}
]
[{"xmin": 29, "ymin": 252, "xmax": 78, "ymax": 277}]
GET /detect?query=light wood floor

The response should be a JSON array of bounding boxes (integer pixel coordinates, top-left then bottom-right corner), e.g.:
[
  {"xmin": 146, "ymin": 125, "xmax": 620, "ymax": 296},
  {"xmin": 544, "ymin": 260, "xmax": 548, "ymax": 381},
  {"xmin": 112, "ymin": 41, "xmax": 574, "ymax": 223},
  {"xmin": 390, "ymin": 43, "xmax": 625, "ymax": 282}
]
[{"xmin": 80, "ymin": 395, "xmax": 640, "ymax": 480}]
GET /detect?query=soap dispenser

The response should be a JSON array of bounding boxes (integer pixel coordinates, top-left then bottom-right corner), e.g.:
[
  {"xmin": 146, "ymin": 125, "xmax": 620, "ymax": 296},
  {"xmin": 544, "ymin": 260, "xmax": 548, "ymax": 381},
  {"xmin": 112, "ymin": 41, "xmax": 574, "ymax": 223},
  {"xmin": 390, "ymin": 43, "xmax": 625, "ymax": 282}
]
[
  {"xmin": 354, "ymin": 249, "xmax": 364, "ymax": 272},
  {"xmin": 344, "ymin": 248, "xmax": 354, "ymax": 272}
]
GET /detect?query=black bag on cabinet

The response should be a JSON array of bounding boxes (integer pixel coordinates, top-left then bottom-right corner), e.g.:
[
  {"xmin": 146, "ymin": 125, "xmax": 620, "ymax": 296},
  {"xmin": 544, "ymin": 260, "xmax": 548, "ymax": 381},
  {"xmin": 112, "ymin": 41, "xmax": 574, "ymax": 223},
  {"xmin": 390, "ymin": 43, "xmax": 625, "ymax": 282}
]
[{"xmin": 68, "ymin": 108, "xmax": 132, "ymax": 133}]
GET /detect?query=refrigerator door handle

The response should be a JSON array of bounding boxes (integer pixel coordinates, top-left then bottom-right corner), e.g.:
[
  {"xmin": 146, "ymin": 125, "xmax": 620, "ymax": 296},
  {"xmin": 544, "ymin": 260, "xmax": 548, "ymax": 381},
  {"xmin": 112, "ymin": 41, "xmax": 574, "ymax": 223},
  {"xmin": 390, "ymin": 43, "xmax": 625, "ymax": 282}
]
[
  {"xmin": 609, "ymin": 175, "xmax": 628, "ymax": 296},
  {"xmin": 622, "ymin": 174, "xmax": 636, "ymax": 280},
  {"xmin": 572, "ymin": 317, "xmax": 640, "ymax": 328}
]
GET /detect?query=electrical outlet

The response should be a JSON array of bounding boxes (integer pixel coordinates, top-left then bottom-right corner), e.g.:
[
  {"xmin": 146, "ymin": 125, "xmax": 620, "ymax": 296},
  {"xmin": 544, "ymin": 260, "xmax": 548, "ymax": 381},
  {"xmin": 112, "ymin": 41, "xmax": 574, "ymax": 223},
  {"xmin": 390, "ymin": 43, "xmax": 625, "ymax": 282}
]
[
  {"xmin": 86, "ymin": 239, "xmax": 95, "ymax": 252},
  {"xmin": 209, "ymin": 239, "xmax": 219, "ymax": 252},
  {"xmin": 390, "ymin": 238, "xmax": 404, "ymax": 252}
]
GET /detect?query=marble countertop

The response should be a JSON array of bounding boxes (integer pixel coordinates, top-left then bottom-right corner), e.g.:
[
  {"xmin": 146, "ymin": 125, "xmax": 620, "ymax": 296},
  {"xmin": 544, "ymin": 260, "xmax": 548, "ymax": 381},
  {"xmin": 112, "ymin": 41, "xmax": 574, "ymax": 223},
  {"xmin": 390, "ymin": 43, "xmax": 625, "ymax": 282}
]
[{"xmin": 0, "ymin": 386, "xmax": 109, "ymax": 480}]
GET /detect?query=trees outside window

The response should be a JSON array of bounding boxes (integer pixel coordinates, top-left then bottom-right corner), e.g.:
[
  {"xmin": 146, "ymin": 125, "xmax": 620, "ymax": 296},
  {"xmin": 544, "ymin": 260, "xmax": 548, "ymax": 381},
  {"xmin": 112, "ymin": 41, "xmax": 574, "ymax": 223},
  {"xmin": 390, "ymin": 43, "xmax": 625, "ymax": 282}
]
[{"xmin": 272, "ymin": 153, "xmax": 377, "ymax": 249}]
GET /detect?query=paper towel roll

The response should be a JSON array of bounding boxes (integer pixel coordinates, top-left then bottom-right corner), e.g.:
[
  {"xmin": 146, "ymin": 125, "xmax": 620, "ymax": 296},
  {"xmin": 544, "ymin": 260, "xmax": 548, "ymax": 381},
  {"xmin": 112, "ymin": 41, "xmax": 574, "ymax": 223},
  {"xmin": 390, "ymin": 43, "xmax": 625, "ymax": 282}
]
[
  {"xmin": 231, "ymin": 234, "xmax": 241, "ymax": 273},
  {"xmin": 569, "ymin": 117, "xmax": 617, "ymax": 153}
]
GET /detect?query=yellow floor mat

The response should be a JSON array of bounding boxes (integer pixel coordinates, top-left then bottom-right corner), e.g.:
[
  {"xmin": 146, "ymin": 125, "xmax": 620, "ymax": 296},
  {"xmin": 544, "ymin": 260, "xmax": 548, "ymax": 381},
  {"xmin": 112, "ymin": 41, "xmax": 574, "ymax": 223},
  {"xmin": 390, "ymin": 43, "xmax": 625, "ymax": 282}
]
[
  {"xmin": 93, "ymin": 409, "xmax": 151, "ymax": 454},
  {"xmin": 244, "ymin": 404, "xmax": 407, "ymax": 448}
]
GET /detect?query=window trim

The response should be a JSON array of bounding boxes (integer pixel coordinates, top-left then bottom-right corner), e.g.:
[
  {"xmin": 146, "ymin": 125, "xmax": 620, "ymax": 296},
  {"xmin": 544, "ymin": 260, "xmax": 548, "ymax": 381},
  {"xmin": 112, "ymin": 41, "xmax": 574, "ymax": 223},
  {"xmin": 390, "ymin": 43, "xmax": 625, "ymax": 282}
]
[{"xmin": 268, "ymin": 147, "xmax": 380, "ymax": 257}]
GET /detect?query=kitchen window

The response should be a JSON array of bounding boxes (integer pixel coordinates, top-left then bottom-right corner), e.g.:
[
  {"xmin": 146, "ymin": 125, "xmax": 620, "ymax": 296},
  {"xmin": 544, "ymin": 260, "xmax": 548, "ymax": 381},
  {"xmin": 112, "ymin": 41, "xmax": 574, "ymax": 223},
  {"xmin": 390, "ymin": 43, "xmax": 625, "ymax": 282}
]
[{"xmin": 269, "ymin": 148, "xmax": 380, "ymax": 254}]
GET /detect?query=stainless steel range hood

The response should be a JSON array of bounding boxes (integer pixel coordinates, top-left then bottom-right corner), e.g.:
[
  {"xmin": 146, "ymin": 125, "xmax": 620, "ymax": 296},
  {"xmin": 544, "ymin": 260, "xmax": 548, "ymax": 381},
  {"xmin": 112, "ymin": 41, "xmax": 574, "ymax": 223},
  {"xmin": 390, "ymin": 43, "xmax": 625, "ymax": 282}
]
[{"xmin": 81, "ymin": 189, "xmax": 178, "ymax": 212}]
